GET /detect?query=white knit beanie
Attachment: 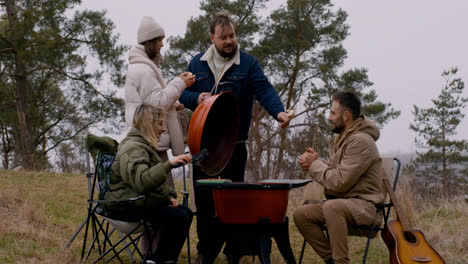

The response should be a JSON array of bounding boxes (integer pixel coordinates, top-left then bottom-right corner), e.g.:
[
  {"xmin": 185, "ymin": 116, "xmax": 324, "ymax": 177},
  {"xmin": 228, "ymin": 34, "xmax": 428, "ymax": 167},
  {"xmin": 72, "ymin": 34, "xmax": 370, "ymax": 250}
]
[{"xmin": 137, "ymin": 16, "xmax": 165, "ymax": 44}]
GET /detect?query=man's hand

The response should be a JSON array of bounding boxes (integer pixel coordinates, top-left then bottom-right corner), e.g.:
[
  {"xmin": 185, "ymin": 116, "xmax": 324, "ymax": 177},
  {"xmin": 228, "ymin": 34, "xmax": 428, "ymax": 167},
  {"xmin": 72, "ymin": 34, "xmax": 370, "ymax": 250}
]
[
  {"xmin": 298, "ymin": 147, "xmax": 318, "ymax": 171},
  {"xmin": 197, "ymin": 92, "xmax": 211, "ymax": 105},
  {"xmin": 169, "ymin": 197, "xmax": 179, "ymax": 207},
  {"xmin": 277, "ymin": 112, "xmax": 291, "ymax": 128}
]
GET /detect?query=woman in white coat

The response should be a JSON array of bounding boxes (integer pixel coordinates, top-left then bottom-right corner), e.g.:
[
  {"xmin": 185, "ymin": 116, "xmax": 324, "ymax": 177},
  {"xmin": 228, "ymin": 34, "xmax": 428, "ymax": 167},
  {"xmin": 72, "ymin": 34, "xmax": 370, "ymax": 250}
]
[
  {"xmin": 124, "ymin": 16, "xmax": 195, "ymax": 256},
  {"xmin": 125, "ymin": 16, "xmax": 195, "ymax": 179}
]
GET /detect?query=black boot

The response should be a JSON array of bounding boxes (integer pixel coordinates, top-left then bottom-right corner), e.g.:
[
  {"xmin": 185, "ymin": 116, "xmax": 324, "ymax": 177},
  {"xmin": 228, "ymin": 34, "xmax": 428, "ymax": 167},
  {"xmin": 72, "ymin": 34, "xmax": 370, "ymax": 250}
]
[
  {"xmin": 325, "ymin": 258, "xmax": 335, "ymax": 264},
  {"xmin": 193, "ymin": 254, "xmax": 205, "ymax": 264}
]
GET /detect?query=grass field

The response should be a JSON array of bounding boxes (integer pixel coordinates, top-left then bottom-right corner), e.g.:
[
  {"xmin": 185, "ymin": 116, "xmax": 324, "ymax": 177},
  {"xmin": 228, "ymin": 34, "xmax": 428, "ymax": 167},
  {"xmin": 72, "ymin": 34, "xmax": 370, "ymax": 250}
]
[{"xmin": 0, "ymin": 169, "xmax": 466, "ymax": 263}]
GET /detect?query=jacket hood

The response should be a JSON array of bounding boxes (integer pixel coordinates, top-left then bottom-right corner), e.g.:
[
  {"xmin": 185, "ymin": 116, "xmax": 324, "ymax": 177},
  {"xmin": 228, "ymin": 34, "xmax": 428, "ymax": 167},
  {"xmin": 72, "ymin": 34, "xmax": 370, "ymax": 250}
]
[
  {"xmin": 334, "ymin": 116, "xmax": 380, "ymax": 151},
  {"xmin": 128, "ymin": 45, "xmax": 149, "ymax": 62},
  {"xmin": 119, "ymin": 127, "xmax": 150, "ymax": 149},
  {"xmin": 356, "ymin": 116, "xmax": 380, "ymax": 141}
]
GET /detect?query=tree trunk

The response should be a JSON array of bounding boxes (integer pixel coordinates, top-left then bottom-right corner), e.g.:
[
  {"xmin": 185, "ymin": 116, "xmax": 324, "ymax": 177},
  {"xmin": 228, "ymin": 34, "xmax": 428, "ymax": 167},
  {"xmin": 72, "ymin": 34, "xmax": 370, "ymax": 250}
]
[
  {"xmin": 1, "ymin": 124, "xmax": 12, "ymax": 169},
  {"xmin": 274, "ymin": 51, "xmax": 300, "ymax": 178},
  {"xmin": 6, "ymin": 0, "xmax": 35, "ymax": 170},
  {"xmin": 442, "ymin": 122, "xmax": 448, "ymax": 197}
]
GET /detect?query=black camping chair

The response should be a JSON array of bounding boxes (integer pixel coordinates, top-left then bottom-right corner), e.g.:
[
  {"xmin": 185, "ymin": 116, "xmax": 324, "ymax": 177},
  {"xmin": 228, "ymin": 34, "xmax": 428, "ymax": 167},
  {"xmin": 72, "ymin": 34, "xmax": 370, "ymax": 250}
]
[
  {"xmin": 66, "ymin": 134, "xmax": 152, "ymax": 263},
  {"xmin": 66, "ymin": 134, "xmax": 193, "ymax": 263},
  {"xmin": 298, "ymin": 157, "xmax": 401, "ymax": 264}
]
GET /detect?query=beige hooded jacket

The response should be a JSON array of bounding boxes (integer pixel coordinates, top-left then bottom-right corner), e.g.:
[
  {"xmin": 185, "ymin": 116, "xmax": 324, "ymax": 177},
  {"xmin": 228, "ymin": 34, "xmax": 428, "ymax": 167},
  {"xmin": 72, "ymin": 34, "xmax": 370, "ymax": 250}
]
[{"xmin": 308, "ymin": 116, "xmax": 384, "ymax": 226}]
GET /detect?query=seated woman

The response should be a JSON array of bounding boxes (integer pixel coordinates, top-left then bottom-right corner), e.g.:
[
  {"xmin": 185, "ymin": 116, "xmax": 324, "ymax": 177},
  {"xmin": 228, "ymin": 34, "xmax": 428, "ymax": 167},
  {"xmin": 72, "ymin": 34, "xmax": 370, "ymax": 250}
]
[{"xmin": 106, "ymin": 104, "xmax": 193, "ymax": 263}]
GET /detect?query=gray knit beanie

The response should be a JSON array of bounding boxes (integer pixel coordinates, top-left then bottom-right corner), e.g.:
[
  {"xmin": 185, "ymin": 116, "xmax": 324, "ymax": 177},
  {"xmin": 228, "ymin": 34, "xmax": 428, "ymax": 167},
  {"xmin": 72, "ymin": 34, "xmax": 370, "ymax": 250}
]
[{"xmin": 137, "ymin": 16, "xmax": 165, "ymax": 44}]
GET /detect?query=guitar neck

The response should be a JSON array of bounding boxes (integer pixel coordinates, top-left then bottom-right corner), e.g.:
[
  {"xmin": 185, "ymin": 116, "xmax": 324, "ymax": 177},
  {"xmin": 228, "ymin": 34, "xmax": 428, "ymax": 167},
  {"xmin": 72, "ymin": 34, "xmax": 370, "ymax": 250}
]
[{"xmin": 383, "ymin": 175, "xmax": 411, "ymax": 232}]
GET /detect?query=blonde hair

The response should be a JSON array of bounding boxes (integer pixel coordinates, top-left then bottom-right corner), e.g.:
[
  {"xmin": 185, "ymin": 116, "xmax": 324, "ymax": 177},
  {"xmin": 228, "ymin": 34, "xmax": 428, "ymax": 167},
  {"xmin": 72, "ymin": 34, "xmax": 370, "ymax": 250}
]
[{"xmin": 133, "ymin": 104, "xmax": 166, "ymax": 148}]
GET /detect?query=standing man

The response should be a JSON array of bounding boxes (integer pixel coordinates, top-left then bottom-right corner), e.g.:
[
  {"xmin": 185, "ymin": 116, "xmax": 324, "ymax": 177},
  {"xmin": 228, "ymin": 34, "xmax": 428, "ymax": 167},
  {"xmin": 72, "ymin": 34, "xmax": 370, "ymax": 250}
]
[
  {"xmin": 294, "ymin": 91, "xmax": 384, "ymax": 264},
  {"xmin": 179, "ymin": 11, "xmax": 290, "ymax": 263}
]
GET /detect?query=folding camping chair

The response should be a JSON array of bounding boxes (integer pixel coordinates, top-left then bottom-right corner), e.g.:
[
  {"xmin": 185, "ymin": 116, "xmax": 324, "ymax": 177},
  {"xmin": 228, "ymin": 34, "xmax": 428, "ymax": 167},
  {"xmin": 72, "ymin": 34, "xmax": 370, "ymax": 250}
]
[
  {"xmin": 298, "ymin": 157, "xmax": 401, "ymax": 264},
  {"xmin": 66, "ymin": 134, "xmax": 153, "ymax": 263},
  {"xmin": 66, "ymin": 134, "xmax": 192, "ymax": 263}
]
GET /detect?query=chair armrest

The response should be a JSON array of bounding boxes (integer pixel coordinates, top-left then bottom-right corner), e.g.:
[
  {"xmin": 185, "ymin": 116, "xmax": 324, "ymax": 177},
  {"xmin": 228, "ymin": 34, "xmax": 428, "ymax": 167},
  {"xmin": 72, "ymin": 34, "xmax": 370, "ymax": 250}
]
[
  {"xmin": 89, "ymin": 195, "xmax": 145, "ymax": 205},
  {"xmin": 375, "ymin": 202, "xmax": 393, "ymax": 210}
]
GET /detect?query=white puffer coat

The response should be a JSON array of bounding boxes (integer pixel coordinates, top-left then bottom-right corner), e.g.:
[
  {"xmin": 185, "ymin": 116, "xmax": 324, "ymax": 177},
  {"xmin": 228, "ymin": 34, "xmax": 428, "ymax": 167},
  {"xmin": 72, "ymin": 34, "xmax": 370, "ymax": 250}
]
[{"xmin": 124, "ymin": 44, "xmax": 186, "ymax": 155}]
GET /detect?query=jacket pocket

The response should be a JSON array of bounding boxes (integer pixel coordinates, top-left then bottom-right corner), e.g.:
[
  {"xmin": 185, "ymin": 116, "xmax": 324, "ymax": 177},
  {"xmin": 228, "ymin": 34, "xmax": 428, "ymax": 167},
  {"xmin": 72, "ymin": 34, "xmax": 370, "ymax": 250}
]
[
  {"xmin": 218, "ymin": 73, "xmax": 247, "ymax": 93},
  {"xmin": 195, "ymin": 72, "xmax": 210, "ymax": 81},
  {"xmin": 226, "ymin": 72, "xmax": 247, "ymax": 81}
]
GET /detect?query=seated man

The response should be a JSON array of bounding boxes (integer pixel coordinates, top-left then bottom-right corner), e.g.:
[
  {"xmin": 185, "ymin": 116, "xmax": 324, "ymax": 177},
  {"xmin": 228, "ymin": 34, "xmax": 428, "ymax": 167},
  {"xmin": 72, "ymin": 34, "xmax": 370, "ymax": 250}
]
[{"xmin": 293, "ymin": 91, "xmax": 384, "ymax": 264}]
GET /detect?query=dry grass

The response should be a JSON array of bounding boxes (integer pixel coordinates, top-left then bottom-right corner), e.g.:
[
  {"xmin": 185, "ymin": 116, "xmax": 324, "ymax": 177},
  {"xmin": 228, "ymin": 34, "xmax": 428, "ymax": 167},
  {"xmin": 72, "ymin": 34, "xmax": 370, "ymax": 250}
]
[{"xmin": 0, "ymin": 169, "xmax": 467, "ymax": 263}]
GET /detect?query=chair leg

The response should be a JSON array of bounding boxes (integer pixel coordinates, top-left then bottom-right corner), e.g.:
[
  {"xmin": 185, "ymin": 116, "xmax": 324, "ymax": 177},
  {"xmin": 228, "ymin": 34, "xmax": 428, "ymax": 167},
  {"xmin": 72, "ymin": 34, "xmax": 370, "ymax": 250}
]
[
  {"xmin": 118, "ymin": 231, "xmax": 138, "ymax": 264},
  {"xmin": 84, "ymin": 213, "xmax": 104, "ymax": 261},
  {"xmin": 87, "ymin": 217, "xmax": 124, "ymax": 264},
  {"xmin": 92, "ymin": 223, "xmax": 146, "ymax": 264},
  {"xmin": 81, "ymin": 210, "xmax": 93, "ymax": 260},
  {"xmin": 102, "ymin": 222, "xmax": 109, "ymax": 256},
  {"xmin": 361, "ymin": 226, "xmax": 374, "ymax": 264},
  {"xmin": 65, "ymin": 217, "xmax": 88, "ymax": 248},
  {"xmin": 298, "ymin": 240, "xmax": 306, "ymax": 264}
]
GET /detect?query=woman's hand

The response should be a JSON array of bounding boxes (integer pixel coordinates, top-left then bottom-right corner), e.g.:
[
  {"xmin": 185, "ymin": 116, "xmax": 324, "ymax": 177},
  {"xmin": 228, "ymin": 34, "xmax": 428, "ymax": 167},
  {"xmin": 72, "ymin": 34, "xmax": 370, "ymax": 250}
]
[
  {"xmin": 170, "ymin": 153, "xmax": 192, "ymax": 167},
  {"xmin": 180, "ymin": 72, "xmax": 195, "ymax": 88},
  {"xmin": 169, "ymin": 197, "xmax": 178, "ymax": 207},
  {"xmin": 174, "ymin": 101, "xmax": 185, "ymax": 111}
]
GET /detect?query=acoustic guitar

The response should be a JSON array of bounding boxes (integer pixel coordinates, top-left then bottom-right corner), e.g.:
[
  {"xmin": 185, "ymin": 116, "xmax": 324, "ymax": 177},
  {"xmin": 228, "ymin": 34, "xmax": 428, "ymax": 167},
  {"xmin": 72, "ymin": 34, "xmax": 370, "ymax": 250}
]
[{"xmin": 381, "ymin": 173, "xmax": 445, "ymax": 264}]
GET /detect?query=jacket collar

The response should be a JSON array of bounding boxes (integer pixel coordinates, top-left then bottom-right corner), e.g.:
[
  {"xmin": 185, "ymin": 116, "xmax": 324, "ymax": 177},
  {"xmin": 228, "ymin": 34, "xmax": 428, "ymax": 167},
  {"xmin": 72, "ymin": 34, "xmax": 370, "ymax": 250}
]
[
  {"xmin": 200, "ymin": 44, "xmax": 240, "ymax": 93},
  {"xmin": 200, "ymin": 44, "xmax": 241, "ymax": 65},
  {"xmin": 122, "ymin": 127, "xmax": 150, "ymax": 146},
  {"xmin": 128, "ymin": 45, "xmax": 151, "ymax": 63}
]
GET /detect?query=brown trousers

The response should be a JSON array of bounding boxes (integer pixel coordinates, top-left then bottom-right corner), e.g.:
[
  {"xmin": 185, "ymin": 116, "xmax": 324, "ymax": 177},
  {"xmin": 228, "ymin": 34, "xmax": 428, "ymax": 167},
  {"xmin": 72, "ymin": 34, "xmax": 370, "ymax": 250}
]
[{"xmin": 293, "ymin": 199, "xmax": 357, "ymax": 264}]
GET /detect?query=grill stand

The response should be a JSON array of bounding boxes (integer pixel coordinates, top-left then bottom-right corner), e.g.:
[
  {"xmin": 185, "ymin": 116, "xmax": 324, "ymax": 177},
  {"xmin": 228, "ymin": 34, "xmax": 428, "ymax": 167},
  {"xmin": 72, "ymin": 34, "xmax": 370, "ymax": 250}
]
[{"xmin": 209, "ymin": 217, "xmax": 296, "ymax": 264}]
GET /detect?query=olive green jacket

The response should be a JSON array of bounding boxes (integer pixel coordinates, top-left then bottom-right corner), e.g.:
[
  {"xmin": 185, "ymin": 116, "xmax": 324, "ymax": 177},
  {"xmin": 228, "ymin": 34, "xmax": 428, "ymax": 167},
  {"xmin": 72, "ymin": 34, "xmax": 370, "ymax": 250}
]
[{"xmin": 106, "ymin": 128, "xmax": 176, "ymax": 211}]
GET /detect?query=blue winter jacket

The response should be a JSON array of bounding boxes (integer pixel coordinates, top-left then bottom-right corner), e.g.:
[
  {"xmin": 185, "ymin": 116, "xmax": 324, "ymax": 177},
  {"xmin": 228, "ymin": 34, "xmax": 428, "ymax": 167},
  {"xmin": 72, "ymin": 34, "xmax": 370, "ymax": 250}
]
[{"xmin": 179, "ymin": 50, "xmax": 285, "ymax": 141}]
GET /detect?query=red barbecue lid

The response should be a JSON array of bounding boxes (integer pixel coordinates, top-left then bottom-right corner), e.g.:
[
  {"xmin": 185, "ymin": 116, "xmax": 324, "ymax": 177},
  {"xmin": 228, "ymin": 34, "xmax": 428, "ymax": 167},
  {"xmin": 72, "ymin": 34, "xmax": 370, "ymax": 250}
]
[{"xmin": 187, "ymin": 91, "xmax": 240, "ymax": 176}]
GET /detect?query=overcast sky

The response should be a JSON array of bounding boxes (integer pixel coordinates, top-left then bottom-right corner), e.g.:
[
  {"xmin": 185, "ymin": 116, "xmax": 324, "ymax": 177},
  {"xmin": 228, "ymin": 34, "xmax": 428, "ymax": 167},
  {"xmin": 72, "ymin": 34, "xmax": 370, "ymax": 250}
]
[{"xmin": 81, "ymin": 0, "xmax": 468, "ymax": 155}]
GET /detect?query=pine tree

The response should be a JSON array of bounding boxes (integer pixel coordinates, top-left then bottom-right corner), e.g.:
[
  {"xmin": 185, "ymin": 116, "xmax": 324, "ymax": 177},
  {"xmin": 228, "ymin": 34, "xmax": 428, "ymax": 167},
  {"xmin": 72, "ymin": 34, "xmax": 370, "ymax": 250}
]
[
  {"xmin": 0, "ymin": 0, "xmax": 127, "ymax": 170},
  {"xmin": 410, "ymin": 67, "xmax": 468, "ymax": 197}
]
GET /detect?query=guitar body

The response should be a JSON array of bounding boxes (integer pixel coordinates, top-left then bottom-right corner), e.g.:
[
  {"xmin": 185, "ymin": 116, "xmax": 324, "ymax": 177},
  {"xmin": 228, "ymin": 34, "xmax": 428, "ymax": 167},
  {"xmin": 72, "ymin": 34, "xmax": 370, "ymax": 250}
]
[{"xmin": 382, "ymin": 220, "xmax": 445, "ymax": 264}]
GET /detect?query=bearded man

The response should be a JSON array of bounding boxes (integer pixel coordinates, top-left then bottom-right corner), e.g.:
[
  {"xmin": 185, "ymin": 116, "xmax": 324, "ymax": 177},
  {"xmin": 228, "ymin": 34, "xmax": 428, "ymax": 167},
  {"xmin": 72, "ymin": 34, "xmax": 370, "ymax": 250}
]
[
  {"xmin": 294, "ymin": 91, "xmax": 384, "ymax": 264},
  {"xmin": 179, "ymin": 11, "xmax": 290, "ymax": 263}
]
